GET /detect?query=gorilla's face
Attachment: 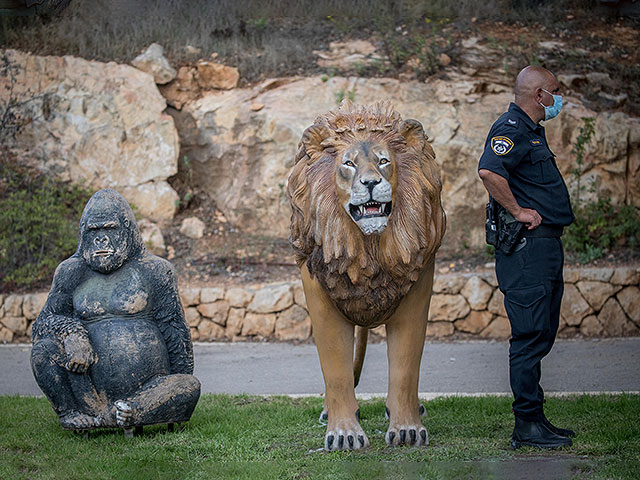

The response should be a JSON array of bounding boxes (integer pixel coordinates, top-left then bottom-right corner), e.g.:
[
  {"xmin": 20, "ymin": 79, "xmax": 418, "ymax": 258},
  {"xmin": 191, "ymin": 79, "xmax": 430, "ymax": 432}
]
[{"xmin": 81, "ymin": 213, "xmax": 131, "ymax": 274}]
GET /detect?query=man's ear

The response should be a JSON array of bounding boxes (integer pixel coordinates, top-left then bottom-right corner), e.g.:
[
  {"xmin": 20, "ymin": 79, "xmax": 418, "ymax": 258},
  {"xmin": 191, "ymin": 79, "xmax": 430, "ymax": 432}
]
[
  {"xmin": 399, "ymin": 119, "xmax": 426, "ymax": 151},
  {"xmin": 300, "ymin": 124, "xmax": 333, "ymax": 158}
]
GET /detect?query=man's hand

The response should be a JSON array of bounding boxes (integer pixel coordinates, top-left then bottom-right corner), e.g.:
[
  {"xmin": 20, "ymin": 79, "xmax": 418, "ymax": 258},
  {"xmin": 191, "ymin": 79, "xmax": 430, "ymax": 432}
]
[
  {"xmin": 514, "ymin": 207, "xmax": 542, "ymax": 230},
  {"xmin": 63, "ymin": 333, "xmax": 96, "ymax": 374}
]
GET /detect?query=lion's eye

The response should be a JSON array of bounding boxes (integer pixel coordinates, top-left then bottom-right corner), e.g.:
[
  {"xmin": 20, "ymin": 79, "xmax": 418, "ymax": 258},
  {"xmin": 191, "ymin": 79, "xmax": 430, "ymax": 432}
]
[
  {"xmin": 379, "ymin": 158, "xmax": 389, "ymax": 165},
  {"xmin": 344, "ymin": 161, "xmax": 355, "ymax": 167}
]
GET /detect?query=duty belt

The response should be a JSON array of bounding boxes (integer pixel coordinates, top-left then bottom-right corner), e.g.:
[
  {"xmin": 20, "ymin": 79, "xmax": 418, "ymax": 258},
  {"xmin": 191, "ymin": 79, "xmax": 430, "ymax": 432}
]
[{"xmin": 522, "ymin": 225, "xmax": 564, "ymax": 238}]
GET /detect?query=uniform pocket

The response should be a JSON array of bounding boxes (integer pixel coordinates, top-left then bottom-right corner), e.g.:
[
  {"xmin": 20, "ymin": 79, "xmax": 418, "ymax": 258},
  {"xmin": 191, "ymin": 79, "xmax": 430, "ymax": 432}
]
[
  {"xmin": 530, "ymin": 149, "xmax": 557, "ymax": 183},
  {"xmin": 504, "ymin": 283, "xmax": 549, "ymax": 338}
]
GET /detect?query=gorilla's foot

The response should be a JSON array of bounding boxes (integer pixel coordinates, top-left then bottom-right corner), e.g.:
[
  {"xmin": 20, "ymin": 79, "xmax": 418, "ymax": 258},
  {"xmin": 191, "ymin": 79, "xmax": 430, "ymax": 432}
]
[
  {"xmin": 324, "ymin": 410, "xmax": 369, "ymax": 451},
  {"xmin": 385, "ymin": 408, "xmax": 429, "ymax": 446},
  {"xmin": 59, "ymin": 411, "xmax": 100, "ymax": 430},
  {"xmin": 114, "ymin": 400, "xmax": 133, "ymax": 427}
]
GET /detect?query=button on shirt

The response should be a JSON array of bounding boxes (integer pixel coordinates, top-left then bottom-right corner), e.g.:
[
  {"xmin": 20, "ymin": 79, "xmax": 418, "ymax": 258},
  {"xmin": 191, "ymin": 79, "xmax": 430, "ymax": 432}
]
[{"xmin": 478, "ymin": 103, "xmax": 574, "ymax": 227}]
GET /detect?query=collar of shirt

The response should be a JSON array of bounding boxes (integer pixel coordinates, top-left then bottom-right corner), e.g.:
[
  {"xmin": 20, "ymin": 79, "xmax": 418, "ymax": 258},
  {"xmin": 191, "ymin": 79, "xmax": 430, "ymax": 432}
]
[{"xmin": 508, "ymin": 102, "xmax": 543, "ymax": 134}]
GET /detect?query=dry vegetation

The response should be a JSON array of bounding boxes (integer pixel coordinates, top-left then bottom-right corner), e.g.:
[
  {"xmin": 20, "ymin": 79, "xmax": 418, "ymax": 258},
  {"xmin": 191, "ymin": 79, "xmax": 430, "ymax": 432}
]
[{"xmin": 2, "ymin": 0, "xmax": 638, "ymax": 113}]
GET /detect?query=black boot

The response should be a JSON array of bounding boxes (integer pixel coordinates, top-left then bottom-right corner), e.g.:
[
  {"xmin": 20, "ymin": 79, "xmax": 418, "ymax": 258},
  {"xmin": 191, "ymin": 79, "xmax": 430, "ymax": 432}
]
[
  {"xmin": 542, "ymin": 414, "xmax": 576, "ymax": 438},
  {"xmin": 511, "ymin": 416, "xmax": 573, "ymax": 449}
]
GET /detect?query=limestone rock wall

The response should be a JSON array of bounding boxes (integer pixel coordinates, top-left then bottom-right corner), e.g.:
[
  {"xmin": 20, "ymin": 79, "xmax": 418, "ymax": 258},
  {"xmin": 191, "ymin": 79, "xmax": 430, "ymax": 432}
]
[
  {"xmin": 3, "ymin": 266, "xmax": 637, "ymax": 343},
  {"xmin": 3, "ymin": 48, "xmax": 639, "ymax": 247},
  {"xmin": 0, "ymin": 49, "xmax": 180, "ymax": 222},
  {"xmin": 174, "ymin": 75, "xmax": 640, "ymax": 250}
]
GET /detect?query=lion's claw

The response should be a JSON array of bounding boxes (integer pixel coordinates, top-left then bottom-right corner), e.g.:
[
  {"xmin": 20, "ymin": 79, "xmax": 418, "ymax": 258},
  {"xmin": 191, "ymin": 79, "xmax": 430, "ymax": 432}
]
[
  {"xmin": 386, "ymin": 425, "xmax": 429, "ymax": 446},
  {"xmin": 324, "ymin": 429, "xmax": 369, "ymax": 451},
  {"xmin": 326, "ymin": 434, "xmax": 334, "ymax": 449}
]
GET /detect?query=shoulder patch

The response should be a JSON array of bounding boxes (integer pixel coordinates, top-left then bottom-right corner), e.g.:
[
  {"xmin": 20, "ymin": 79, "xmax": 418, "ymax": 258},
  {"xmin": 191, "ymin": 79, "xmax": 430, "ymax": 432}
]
[
  {"xmin": 491, "ymin": 136, "xmax": 515, "ymax": 156},
  {"xmin": 505, "ymin": 118, "xmax": 518, "ymax": 127}
]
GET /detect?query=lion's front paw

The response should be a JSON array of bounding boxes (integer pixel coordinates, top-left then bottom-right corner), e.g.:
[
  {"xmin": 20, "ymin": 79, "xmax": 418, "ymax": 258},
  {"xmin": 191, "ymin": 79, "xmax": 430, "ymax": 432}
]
[
  {"xmin": 324, "ymin": 412, "xmax": 369, "ymax": 451},
  {"xmin": 325, "ymin": 427, "xmax": 369, "ymax": 451},
  {"xmin": 385, "ymin": 423, "xmax": 428, "ymax": 446}
]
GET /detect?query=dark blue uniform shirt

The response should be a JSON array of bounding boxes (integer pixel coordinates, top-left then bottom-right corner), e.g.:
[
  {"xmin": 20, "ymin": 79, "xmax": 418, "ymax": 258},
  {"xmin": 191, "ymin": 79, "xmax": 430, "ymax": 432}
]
[{"xmin": 478, "ymin": 103, "xmax": 574, "ymax": 227}]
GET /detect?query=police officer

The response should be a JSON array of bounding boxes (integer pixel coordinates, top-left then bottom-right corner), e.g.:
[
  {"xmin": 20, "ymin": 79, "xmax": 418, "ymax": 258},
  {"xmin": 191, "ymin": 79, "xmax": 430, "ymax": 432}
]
[{"xmin": 478, "ymin": 66, "xmax": 576, "ymax": 449}]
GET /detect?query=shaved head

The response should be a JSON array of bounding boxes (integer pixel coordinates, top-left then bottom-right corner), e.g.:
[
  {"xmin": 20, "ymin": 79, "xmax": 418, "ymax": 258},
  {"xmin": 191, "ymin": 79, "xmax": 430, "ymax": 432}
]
[
  {"xmin": 515, "ymin": 66, "xmax": 555, "ymax": 101},
  {"xmin": 514, "ymin": 66, "xmax": 560, "ymax": 124}
]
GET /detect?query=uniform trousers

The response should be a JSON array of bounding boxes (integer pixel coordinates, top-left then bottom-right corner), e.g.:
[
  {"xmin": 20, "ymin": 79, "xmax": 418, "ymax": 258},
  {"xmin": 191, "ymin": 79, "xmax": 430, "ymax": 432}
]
[{"xmin": 495, "ymin": 237, "xmax": 564, "ymax": 419}]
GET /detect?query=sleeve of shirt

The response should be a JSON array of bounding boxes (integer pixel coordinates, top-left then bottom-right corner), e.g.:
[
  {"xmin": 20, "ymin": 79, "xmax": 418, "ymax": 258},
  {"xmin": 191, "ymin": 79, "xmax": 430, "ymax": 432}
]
[{"xmin": 478, "ymin": 125, "xmax": 525, "ymax": 181}]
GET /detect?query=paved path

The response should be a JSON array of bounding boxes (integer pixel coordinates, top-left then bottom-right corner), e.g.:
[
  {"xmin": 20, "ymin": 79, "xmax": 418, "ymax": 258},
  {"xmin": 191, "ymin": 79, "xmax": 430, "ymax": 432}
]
[{"xmin": 2, "ymin": 338, "xmax": 639, "ymax": 397}]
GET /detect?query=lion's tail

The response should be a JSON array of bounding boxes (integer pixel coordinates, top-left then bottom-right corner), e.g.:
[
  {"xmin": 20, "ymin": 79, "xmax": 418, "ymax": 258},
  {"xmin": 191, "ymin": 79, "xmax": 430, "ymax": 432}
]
[{"xmin": 353, "ymin": 326, "xmax": 369, "ymax": 388}]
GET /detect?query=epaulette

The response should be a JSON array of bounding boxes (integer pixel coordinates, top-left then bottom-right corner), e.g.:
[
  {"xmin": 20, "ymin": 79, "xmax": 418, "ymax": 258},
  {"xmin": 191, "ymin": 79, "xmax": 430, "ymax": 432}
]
[{"xmin": 504, "ymin": 117, "xmax": 519, "ymax": 128}]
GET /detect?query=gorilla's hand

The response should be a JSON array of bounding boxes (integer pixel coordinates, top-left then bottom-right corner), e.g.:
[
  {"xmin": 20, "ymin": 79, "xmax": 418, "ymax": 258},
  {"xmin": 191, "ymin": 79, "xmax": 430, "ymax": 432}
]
[{"xmin": 63, "ymin": 333, "xmax": 97, "ymax": 373}]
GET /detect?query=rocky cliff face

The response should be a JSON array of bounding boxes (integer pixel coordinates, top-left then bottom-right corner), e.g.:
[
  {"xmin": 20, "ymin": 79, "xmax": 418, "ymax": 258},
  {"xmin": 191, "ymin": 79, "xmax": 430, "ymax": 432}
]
[
  {"xmin": 173, "ymin": 75, "xmax": 640, "ymax": 249},
  {"xmin": 3, "ymin": 48, "xmax": 639, "ymax": 247},
  {"xmin": 0, "ymin": 49, "xmax": 180, "ymax": 222}
]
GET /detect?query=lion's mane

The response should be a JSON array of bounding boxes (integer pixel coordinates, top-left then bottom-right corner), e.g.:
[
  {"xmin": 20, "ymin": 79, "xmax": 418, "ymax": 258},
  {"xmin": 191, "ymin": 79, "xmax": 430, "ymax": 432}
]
[{"xmin": 288, "ymin": 102, "xmax": 446, "ymax": 326}]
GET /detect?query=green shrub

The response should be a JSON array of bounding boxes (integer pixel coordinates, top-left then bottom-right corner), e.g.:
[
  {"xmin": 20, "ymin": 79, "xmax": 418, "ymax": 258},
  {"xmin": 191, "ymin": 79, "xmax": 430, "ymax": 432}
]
[
  {"xmin": 563, "ymin": 116, "xmax": 640, "ymax": 263},
  {"xmin": 0, "ymin": 153, "xmax": 92, "ymax": 291},
  {"xmin": 564, "ymin": 199, "xmax": 640, "ymax": 264}
]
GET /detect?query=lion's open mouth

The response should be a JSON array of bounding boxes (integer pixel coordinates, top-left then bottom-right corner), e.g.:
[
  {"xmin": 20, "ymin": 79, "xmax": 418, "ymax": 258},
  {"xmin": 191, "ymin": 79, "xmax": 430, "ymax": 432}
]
[{"xmin": 349, "ymin": 201, "xmax": 392, "ymax": 221}]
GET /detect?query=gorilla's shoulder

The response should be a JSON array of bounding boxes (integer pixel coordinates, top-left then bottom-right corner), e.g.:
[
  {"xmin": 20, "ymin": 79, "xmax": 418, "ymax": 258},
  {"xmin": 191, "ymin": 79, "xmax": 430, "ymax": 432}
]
[
  {"xmin": 50, "ymin": 256, "xmax": 88, "ymax": 291},
  {"xmin": 136, "ymin": 253, "xmax": 176, "ymax": 279},
  {"xmin": 53, "ymin": 255, "xmax": 88, "ymax": 279}
]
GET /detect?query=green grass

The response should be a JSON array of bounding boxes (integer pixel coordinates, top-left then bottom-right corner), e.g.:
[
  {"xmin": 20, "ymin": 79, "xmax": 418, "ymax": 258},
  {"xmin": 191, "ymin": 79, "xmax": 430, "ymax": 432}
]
[{"xmin": 1, "ymin": 394, "xmax": 639, "ymax": 479}]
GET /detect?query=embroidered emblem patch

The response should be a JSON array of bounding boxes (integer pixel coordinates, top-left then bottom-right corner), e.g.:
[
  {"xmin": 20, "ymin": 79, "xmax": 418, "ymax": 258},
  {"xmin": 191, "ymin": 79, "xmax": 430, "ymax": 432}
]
[
  {"xmin": 491, "ymin": 136, "xmax": 514, "ymax": 155},
  {"xmin": 530, "ymin": 139, "xmax": 542, "ymax": 146}
]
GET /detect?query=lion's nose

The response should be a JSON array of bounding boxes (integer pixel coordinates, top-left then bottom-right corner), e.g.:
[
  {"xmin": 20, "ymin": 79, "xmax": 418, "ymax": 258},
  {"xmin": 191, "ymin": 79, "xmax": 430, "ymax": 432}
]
[{"xmin": 360, "ymin": 178, "xmax": 381, "ymax": 193}]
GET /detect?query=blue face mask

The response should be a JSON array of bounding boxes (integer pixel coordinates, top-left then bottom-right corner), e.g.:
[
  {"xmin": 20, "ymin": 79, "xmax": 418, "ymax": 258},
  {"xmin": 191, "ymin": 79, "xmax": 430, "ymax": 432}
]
[{"xmin": 539, "ymin": 88, "xmax": 562, "ymax": 121}]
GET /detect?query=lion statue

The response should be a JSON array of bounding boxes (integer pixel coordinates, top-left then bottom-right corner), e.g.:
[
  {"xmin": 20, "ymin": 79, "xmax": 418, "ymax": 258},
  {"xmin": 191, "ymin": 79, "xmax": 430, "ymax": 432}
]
[{"xmin": 287, "ymin": 101, "xmax": 446, "ymax": 451}]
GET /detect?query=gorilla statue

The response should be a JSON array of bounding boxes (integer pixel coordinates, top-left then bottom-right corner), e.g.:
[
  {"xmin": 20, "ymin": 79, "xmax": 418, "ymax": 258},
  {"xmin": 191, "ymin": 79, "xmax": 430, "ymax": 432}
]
[{"xmin": 31, "ymin": 189, "xmax": 200, "ymax": 433}]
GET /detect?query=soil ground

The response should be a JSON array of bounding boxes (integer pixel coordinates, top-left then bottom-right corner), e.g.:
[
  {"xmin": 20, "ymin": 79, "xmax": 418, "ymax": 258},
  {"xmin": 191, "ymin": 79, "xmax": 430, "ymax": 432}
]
[{"xmin": 165, "ymin": 189, "xmax": 639, "ymax": 289}]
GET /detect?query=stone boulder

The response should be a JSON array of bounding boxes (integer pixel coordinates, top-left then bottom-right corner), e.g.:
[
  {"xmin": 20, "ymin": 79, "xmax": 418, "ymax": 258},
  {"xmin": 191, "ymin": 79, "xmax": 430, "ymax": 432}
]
[
  {"xmin": 131, "ymin": 43, "xmax": 177, "ymax": 85},
  {"xmin": 275, "ymin": 305, "xmax": 311, "ymax": 341},
  {"xmin": 429, "ymin": 294, "xmax": 470, "ymax": 322},
  {"xmin": 196, "ymin": 61, "xmax": 239, "ymax": 90},
  {"xmin": 247, "ymin": 284, "xmax": 293, "ymax": 314},
  {"xmin": 138, "ymin": 219, "xmax": 166, "ymax": 256},
  {"xmin": 180, "ymin": 217, "xmax": 206, "ymax": 239},
  {"xmin": 1, "ymin": 49, "xmax": 180, "ymax": 222},
  {"xmin": 22, "ymin": 293, "xmax": 48, "ymax": 320},
  {"xmin": 561, "ymin": 284, "xmax": 593, "ymax": 327}
]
